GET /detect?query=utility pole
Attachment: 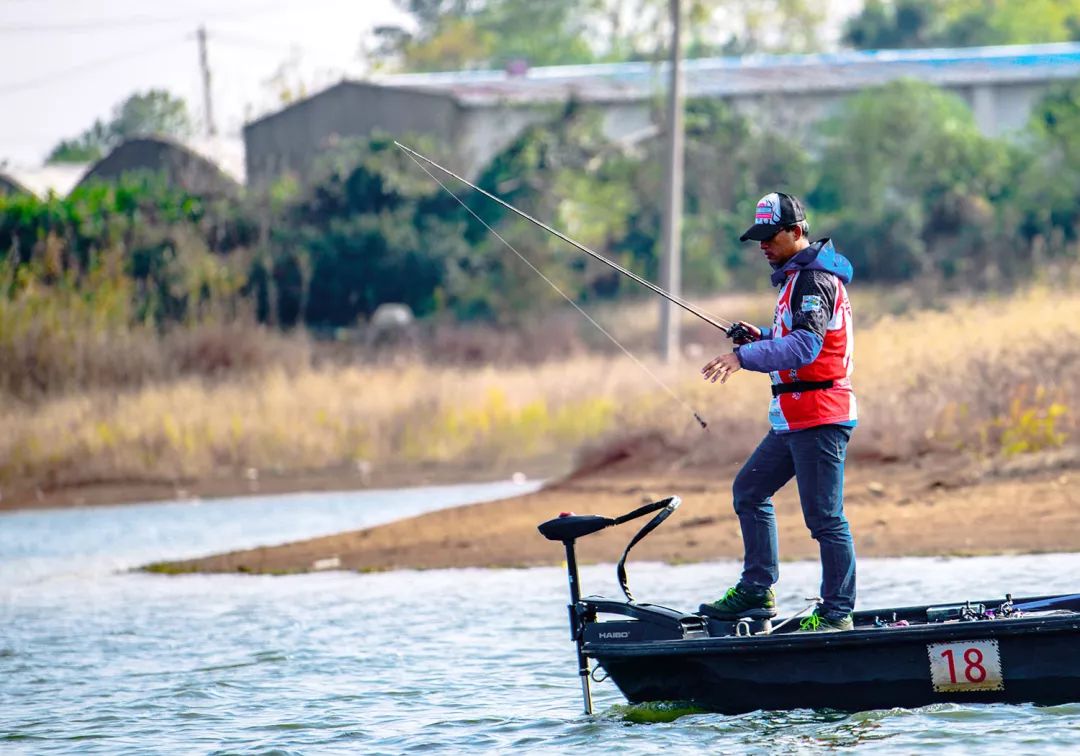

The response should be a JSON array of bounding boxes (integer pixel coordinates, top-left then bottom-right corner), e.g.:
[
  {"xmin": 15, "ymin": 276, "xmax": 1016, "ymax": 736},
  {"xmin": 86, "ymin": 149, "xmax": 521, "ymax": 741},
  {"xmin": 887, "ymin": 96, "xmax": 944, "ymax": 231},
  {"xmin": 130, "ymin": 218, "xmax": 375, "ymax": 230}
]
[
  {"xmin": 197, "ymin": 25, "xmax": 217, "ymax": 137},
  {"xmin": 658, "ymin": 0, "xmax": 685, "ymax": 362}
]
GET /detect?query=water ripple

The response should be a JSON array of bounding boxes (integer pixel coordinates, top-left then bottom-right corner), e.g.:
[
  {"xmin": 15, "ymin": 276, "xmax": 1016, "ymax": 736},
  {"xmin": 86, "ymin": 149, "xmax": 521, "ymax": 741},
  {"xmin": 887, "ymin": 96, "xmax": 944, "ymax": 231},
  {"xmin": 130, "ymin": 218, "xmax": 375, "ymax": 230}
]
[{"xmin": 2, "ymin": 488, "xmax": 1080, "ymax": 752}]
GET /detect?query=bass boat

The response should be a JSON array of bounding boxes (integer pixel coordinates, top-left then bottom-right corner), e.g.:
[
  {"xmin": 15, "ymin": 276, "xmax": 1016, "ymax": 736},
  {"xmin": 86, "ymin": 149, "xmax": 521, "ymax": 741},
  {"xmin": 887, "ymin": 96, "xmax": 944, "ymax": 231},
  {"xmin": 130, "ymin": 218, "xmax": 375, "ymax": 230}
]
[{"xmin": 539, "ymin": 496, "xmax": 1080, "ymax": 715}]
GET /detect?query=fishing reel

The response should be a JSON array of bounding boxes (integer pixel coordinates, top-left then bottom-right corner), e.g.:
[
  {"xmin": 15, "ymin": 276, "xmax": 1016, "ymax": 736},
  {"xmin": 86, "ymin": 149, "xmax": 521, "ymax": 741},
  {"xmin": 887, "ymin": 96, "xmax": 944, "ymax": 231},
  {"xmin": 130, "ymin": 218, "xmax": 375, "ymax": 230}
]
[{"xmin": 725, "ymin": 322, "xmax": 758, "ymax": 345}]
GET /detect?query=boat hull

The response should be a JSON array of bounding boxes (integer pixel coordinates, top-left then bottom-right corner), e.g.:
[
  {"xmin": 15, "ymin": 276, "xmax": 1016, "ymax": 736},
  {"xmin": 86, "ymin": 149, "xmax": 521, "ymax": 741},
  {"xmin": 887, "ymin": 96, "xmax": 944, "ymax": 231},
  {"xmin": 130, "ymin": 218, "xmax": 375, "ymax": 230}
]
[
  {"xmin": 589, "ymin": 610, "xmax": 1080, "ymax": 714},
  {"xmin": 538, "ymin": 507, "xmax": 1080, "ymax": 715}
]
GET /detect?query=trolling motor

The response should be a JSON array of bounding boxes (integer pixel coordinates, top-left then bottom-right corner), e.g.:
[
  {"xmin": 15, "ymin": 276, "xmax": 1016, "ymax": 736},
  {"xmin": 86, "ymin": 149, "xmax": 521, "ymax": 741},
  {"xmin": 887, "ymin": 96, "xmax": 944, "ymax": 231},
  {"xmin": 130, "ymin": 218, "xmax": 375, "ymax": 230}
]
[
  {"xmin": 538, "ymin": 497, "xmax": 686, "ymax": 714},
  {"xmin": 540, "ymin": 497, "xmax": 776, "ymax": 714}
]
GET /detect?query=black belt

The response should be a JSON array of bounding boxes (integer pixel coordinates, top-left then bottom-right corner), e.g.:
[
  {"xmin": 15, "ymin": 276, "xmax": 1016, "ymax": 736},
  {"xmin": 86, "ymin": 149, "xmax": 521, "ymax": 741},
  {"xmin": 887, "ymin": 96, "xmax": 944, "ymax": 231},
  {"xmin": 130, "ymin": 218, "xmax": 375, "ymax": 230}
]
[{"xmin": 772, "ymin": 379, "xmax": 834, "ymax": 396}]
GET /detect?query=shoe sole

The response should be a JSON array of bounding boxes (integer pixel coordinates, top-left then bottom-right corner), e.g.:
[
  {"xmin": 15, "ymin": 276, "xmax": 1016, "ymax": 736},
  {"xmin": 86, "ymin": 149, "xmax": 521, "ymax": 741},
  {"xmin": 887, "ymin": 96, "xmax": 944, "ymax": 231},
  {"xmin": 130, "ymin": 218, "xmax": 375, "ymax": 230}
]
[{"xmin": 698, "ymin": 603, "xmax": 778, "ymax": 620}]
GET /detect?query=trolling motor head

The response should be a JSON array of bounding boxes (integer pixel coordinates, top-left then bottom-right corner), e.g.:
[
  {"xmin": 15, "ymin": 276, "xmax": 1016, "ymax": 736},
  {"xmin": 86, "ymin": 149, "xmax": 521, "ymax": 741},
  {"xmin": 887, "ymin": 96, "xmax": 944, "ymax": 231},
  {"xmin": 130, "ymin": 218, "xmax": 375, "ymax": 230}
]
[
  {"xmin": 538, "ymin": 497, "xmax": 680, "ymax": 603},
  {"xmin": 538, "ymin": 513, "xmax": 615, "ymax": 543},
  {"xmin": 538, "ymin": 498, "xmax": 681, "ymax": 543}
]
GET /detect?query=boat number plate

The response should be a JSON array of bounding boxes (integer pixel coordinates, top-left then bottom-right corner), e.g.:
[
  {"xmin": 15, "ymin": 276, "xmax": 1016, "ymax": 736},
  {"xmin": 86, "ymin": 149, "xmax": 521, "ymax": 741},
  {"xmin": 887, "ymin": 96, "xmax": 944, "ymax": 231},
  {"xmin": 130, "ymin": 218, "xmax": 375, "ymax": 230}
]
[{"xmin": 927, "ymin": 640, "xmax": 1004, "ymax": 692}]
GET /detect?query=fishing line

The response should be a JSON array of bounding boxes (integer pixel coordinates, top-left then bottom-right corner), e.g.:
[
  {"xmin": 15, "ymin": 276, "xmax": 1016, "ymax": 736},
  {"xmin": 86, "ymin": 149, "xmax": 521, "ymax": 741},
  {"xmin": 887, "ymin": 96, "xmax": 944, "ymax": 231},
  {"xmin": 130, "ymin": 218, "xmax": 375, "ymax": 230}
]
[
  {"xmin": 400, "ymin": 147, "xmax": 709, "ymax": 430},
  {"xmin": 395, "ymin": 141, "xmax": 735, "ymax": 333}
]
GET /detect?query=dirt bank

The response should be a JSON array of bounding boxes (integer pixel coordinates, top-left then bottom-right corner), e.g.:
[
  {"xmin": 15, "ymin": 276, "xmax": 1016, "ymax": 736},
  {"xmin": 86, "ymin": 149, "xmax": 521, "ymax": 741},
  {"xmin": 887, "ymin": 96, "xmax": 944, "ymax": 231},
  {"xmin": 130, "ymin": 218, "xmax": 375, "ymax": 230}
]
[{"xmin": 146, "ymin": 442, "xmax": 1080, "ymax": 575}]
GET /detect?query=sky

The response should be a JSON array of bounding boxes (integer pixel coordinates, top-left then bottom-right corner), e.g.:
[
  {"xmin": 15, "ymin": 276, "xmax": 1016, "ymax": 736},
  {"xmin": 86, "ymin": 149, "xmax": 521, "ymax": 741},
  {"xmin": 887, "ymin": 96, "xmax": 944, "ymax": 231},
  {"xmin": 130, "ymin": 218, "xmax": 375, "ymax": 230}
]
[
  {"xmin": 0, "ymin": 0, "xmax": 409, "ymax": 166},
  {"xmin": 0, "ymin": 0, "xmax": 863, "ymax": 168}
]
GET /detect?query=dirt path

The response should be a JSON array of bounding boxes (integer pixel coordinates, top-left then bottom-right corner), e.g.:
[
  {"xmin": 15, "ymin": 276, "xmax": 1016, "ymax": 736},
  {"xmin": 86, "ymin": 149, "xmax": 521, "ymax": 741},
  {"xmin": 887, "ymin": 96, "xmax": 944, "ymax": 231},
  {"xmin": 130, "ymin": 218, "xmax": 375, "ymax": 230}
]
[{"xmin": 148, "ymin": 449, "xmax": 1080, "ymax": 575}]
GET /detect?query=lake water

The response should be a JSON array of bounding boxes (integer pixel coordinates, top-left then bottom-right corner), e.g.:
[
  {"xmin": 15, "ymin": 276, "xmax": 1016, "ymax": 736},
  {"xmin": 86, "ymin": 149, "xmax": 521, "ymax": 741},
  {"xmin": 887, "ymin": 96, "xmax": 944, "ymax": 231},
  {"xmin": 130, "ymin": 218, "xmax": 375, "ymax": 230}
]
[{"xmin": 2, "ymin": 482, "xmax": 1080, "ymax": 754}]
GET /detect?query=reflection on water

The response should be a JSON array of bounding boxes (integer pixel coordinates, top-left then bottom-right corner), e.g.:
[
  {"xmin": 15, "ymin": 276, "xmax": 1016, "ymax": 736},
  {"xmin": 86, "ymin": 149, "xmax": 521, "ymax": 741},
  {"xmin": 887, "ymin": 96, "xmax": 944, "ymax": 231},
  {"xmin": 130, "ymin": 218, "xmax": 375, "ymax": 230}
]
[
  {"xmin": 1, "ymin": 485, "xmax": 1079, "ymax": 754},
  {"xmin": 607, "ymin": 703, "xmax": 894, "ymax": 751},
  {"xmin": 758, "ymin": 709, "xmax": 890, "ymax": 750},
  {"xmin": 613, "ymin": 702, "xmax": 710, "ymax": 724},
  {"xmin": 0, "ymin": 479, "xmax": 542, "ymax": 582}
]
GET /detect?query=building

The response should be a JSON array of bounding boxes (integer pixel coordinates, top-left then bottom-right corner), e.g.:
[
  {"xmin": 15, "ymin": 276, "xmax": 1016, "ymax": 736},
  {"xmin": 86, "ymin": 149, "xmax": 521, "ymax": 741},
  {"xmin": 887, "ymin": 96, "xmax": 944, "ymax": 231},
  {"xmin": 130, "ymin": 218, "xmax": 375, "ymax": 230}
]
[
  {"xmin": 0, "ymin": 163, "xmax": 88, "ymax": 198},
  {"xmin": 244, "ymin": 42, "xmax": 1080, "ymax": 187},
  {"xmin": 75, "ymin": 136, "xmax": 244, "ymax": 197}
]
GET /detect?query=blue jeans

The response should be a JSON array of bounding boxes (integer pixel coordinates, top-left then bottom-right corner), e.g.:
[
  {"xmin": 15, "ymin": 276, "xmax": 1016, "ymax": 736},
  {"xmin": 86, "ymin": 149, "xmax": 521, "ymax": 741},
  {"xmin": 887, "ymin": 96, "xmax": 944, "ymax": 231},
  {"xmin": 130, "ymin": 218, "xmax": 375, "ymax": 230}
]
[{"xmin": 733, "ymin": 425, "xmax": 855, "ymax": 617}]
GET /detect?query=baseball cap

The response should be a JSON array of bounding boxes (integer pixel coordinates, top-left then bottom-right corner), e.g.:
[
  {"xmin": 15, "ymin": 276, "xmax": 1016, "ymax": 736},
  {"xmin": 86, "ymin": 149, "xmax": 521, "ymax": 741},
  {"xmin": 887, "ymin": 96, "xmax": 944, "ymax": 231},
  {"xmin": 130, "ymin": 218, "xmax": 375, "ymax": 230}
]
[{"xmin": 740, "ymin": 192, "xmax": 806, "ymax": 242}]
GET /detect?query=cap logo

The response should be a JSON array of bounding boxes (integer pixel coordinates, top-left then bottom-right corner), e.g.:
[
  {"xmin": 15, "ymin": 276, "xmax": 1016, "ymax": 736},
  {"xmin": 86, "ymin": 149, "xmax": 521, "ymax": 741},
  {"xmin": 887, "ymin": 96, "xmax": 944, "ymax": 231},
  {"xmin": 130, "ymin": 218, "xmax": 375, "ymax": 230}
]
[{"xmin": 755, "ymin": 193, "xmax": 781, "ymax": 225}]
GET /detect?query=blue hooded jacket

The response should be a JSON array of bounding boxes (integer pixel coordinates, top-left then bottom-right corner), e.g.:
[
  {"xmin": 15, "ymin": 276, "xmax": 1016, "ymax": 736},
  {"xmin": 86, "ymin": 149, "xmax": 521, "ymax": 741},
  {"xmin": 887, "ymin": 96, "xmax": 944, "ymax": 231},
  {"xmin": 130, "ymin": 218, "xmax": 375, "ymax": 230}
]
[{"xmin": 735, "ymin": 238, "xmax": 854, "ymax": 374}]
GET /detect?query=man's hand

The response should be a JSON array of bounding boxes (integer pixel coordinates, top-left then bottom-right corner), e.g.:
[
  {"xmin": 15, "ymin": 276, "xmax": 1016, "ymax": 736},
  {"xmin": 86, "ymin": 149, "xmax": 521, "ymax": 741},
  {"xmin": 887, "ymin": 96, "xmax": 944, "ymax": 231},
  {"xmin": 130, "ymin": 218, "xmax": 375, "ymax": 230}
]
[
  {"xmin": 702, "ymin": 352, "xmax": 742, "ymax": 384},
  {"xmin": 728, "ymin": 321, "xmax": 762, "ymax": 345}
]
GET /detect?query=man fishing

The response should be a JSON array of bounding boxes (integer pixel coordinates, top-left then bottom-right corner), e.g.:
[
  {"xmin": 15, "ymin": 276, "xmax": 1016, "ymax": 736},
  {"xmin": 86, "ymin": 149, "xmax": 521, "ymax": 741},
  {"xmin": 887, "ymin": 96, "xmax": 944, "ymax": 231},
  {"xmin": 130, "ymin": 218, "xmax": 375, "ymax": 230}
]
[{"xmin": 698, "ymin": 192, "xmax": 857, "ymax": 632}]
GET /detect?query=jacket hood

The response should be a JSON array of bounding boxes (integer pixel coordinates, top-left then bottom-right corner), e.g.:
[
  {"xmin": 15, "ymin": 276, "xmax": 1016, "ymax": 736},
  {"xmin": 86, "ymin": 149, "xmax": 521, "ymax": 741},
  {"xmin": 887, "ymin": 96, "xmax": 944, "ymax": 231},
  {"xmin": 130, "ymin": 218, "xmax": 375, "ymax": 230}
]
[{"xmin": 769, "ymin": 238, "xmax": 853, "ymax": 287}]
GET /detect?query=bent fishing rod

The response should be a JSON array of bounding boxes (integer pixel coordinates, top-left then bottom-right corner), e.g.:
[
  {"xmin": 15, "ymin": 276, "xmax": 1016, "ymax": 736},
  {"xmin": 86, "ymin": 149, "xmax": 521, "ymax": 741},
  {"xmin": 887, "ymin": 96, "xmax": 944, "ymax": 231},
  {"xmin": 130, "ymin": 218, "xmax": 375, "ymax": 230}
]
[
  {"xmin": 394, "ymin": 141, "xmax": 752, "ymax": 342},
  {"xmin": 396, "ymin": 141, "xmax": 753, "ymax": 430}
]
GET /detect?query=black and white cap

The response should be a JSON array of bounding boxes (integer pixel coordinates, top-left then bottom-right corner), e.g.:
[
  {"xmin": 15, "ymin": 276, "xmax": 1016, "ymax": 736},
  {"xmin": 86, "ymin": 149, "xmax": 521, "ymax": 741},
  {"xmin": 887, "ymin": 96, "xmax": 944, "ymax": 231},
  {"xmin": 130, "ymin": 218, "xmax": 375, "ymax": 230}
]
[{"xmin": 740, "ymin": 192, "xmax": 807, "ymax": 242}]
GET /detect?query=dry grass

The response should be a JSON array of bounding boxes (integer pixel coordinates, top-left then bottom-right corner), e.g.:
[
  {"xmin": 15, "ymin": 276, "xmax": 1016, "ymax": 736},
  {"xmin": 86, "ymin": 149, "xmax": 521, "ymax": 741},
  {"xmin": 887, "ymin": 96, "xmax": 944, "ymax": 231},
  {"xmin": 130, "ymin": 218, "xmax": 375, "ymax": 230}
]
[{"xmin": 1, "ymin": 286, "xmax": 1077, "ymax": 491}]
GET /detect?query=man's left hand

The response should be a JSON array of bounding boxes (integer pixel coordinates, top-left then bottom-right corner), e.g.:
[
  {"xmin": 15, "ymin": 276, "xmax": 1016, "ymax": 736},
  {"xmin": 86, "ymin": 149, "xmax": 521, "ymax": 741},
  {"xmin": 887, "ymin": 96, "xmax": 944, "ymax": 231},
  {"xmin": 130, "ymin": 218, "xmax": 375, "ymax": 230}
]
[{"xmin": 702, "ymin": 352, "xmax": 742, "ymax": 384}]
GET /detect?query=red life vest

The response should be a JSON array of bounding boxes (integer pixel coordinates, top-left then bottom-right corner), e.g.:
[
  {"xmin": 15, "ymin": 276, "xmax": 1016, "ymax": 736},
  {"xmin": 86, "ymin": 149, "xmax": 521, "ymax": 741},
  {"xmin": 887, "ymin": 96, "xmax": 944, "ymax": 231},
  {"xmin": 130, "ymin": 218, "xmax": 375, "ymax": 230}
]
[{"xmin": 768, "ymin": 270, "xmax": 857, "ymax": 432}]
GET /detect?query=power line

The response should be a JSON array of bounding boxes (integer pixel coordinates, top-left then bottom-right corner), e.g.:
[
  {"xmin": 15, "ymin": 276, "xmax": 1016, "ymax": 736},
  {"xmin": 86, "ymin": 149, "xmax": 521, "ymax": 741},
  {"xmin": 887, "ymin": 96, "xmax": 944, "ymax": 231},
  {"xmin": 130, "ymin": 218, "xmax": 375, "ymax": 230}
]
[
  {"xmin": 211, "ymin": 31, "xmax": 301, "ymax": 55},
  {"xmin": 0, "ymin": 15, "xmax": 199, "ymax": 32},
  {"xmin": 0, "ymin": 37, "xmax": 188, "ymax": 94},
  {"xmin": 0, "ymin": 1, "xmax": 294, "ymax": 34},
  {"xmin": 211, "ymin": 32, "xmax": 354, "ymax": 68}
]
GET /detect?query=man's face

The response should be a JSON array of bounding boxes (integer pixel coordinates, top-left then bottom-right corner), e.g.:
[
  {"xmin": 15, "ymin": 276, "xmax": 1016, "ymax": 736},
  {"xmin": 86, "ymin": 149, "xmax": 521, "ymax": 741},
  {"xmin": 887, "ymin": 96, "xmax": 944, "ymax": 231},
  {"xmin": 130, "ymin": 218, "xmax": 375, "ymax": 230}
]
[{"xmin": 759, "ymin": 226, "xmax": 802, "ymax": 266}]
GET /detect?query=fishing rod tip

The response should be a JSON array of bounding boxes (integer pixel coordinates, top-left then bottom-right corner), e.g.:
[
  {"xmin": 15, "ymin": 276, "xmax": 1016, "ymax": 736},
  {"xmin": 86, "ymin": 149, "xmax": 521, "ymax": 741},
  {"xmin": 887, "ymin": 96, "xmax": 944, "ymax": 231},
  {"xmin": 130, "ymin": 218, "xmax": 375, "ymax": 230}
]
[{"xmin": 694, "ymin": 412, "xmax": 708, "ymax": 430}]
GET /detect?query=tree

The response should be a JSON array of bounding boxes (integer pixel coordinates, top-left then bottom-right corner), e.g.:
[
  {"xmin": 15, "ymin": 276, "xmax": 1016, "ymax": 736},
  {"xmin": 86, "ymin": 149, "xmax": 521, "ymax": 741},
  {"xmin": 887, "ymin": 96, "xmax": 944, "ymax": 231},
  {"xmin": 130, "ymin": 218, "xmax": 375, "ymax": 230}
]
[
  {"xmin": 844, "ymin": 0, "xmax": 1080, "ymax": 50},
  {"xmin": 260, "ymin": 135, "xmax": 471, "ymax": 328},
  {"xmin": 1032, "ymin": 79, "xmax": 1080, "ymax": 168},
  {"xmin": 679, "ymin": 98, "xmax": 815, "ymax": 289},
  {"xmin": 46, "ymin": 121, "xmax": 111, "ymax": 164},
  {"xmin": 809, "ymin": 79, "xmax": 1013, "ymax": 281},
  {"xmin": 110, "ymin": 90, "xmax": 191, "ymax": 141},
  {"xmin": 1007, "ymin": 79, "xmax": 1080, "ymax": 255},
  {"xmin": 842, "ymin": 0, "xmax": 934, "ymax": 50},
  {"xmin": 936, "ymin": 0, "xmax": 1080, "ymax": 46},
  {"xmin": 393, "ymin": 17, "xmax": 494, "ymax": 72},
  {"xmin": 471, "ymin": 1, "xmax": 595, "ymax": 69},
  {"xmin": 714, "ymin": 0, "xmax": 828, "ymax": 56},
  {"xmin": 450, "ymin": 106, "xmax": 642, "ymax": 321},
  {"xmin": 262, "ymin": 50, "xmax": 311, "ymax": 106},
  {"xmin": 47, "ymin": 90, "xmax": 193, "ymax": 164},
  {"xmin": 373, "ymin": 0, "xmax": 594, "ymax": 72},
  {"xmin": 370, "ymin": 0, "xmax": 829, "ymax": 72},
  {"xmin": 576, "ymin": 0, "xmax": 828, "ymax": 60}
]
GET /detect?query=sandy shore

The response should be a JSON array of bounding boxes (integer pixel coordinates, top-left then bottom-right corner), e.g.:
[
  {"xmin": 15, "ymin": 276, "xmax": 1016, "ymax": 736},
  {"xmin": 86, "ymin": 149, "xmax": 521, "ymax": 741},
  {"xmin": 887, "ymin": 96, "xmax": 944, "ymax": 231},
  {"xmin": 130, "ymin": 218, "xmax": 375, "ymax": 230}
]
[{"xmin": 143, "ymin": 444, "xmax": 1080, "ymax": 575}]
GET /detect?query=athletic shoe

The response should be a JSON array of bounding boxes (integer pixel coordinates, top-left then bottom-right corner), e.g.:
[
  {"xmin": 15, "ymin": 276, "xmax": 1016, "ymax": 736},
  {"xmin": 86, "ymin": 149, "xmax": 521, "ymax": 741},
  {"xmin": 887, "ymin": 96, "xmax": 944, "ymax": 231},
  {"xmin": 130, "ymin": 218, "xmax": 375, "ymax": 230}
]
[
  {"xmin": 699, "ymin": 584, "xmax": 777, "ymax": 619},
  {"xmin": 797, "ymin": 609, "xmax": 854, "ymax": 632}
]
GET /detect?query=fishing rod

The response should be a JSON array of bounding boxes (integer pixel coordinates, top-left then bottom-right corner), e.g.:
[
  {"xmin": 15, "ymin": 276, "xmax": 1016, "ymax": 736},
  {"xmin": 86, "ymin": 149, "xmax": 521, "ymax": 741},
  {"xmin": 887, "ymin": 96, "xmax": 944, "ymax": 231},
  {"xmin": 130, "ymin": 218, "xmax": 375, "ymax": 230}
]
[
  {"xmin": 395, "ymin": 141, "xmax": 764, "ymax": 430},
  {"xmin": 394, "ymin": 141, "xmax": 751, "ymax": 343}
]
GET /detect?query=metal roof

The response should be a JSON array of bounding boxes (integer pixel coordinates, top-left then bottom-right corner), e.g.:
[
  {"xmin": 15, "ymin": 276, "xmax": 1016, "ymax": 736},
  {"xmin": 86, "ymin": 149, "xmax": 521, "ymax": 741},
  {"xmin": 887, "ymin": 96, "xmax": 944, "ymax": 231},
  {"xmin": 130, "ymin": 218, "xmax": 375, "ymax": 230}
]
[
  {"xmin": 0, "ymin": 163, "xmax": 87, "ymax": 198},
  {"xmin": 369, "ymin": 42, "xmax": 1080, "ymax": 107}
]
